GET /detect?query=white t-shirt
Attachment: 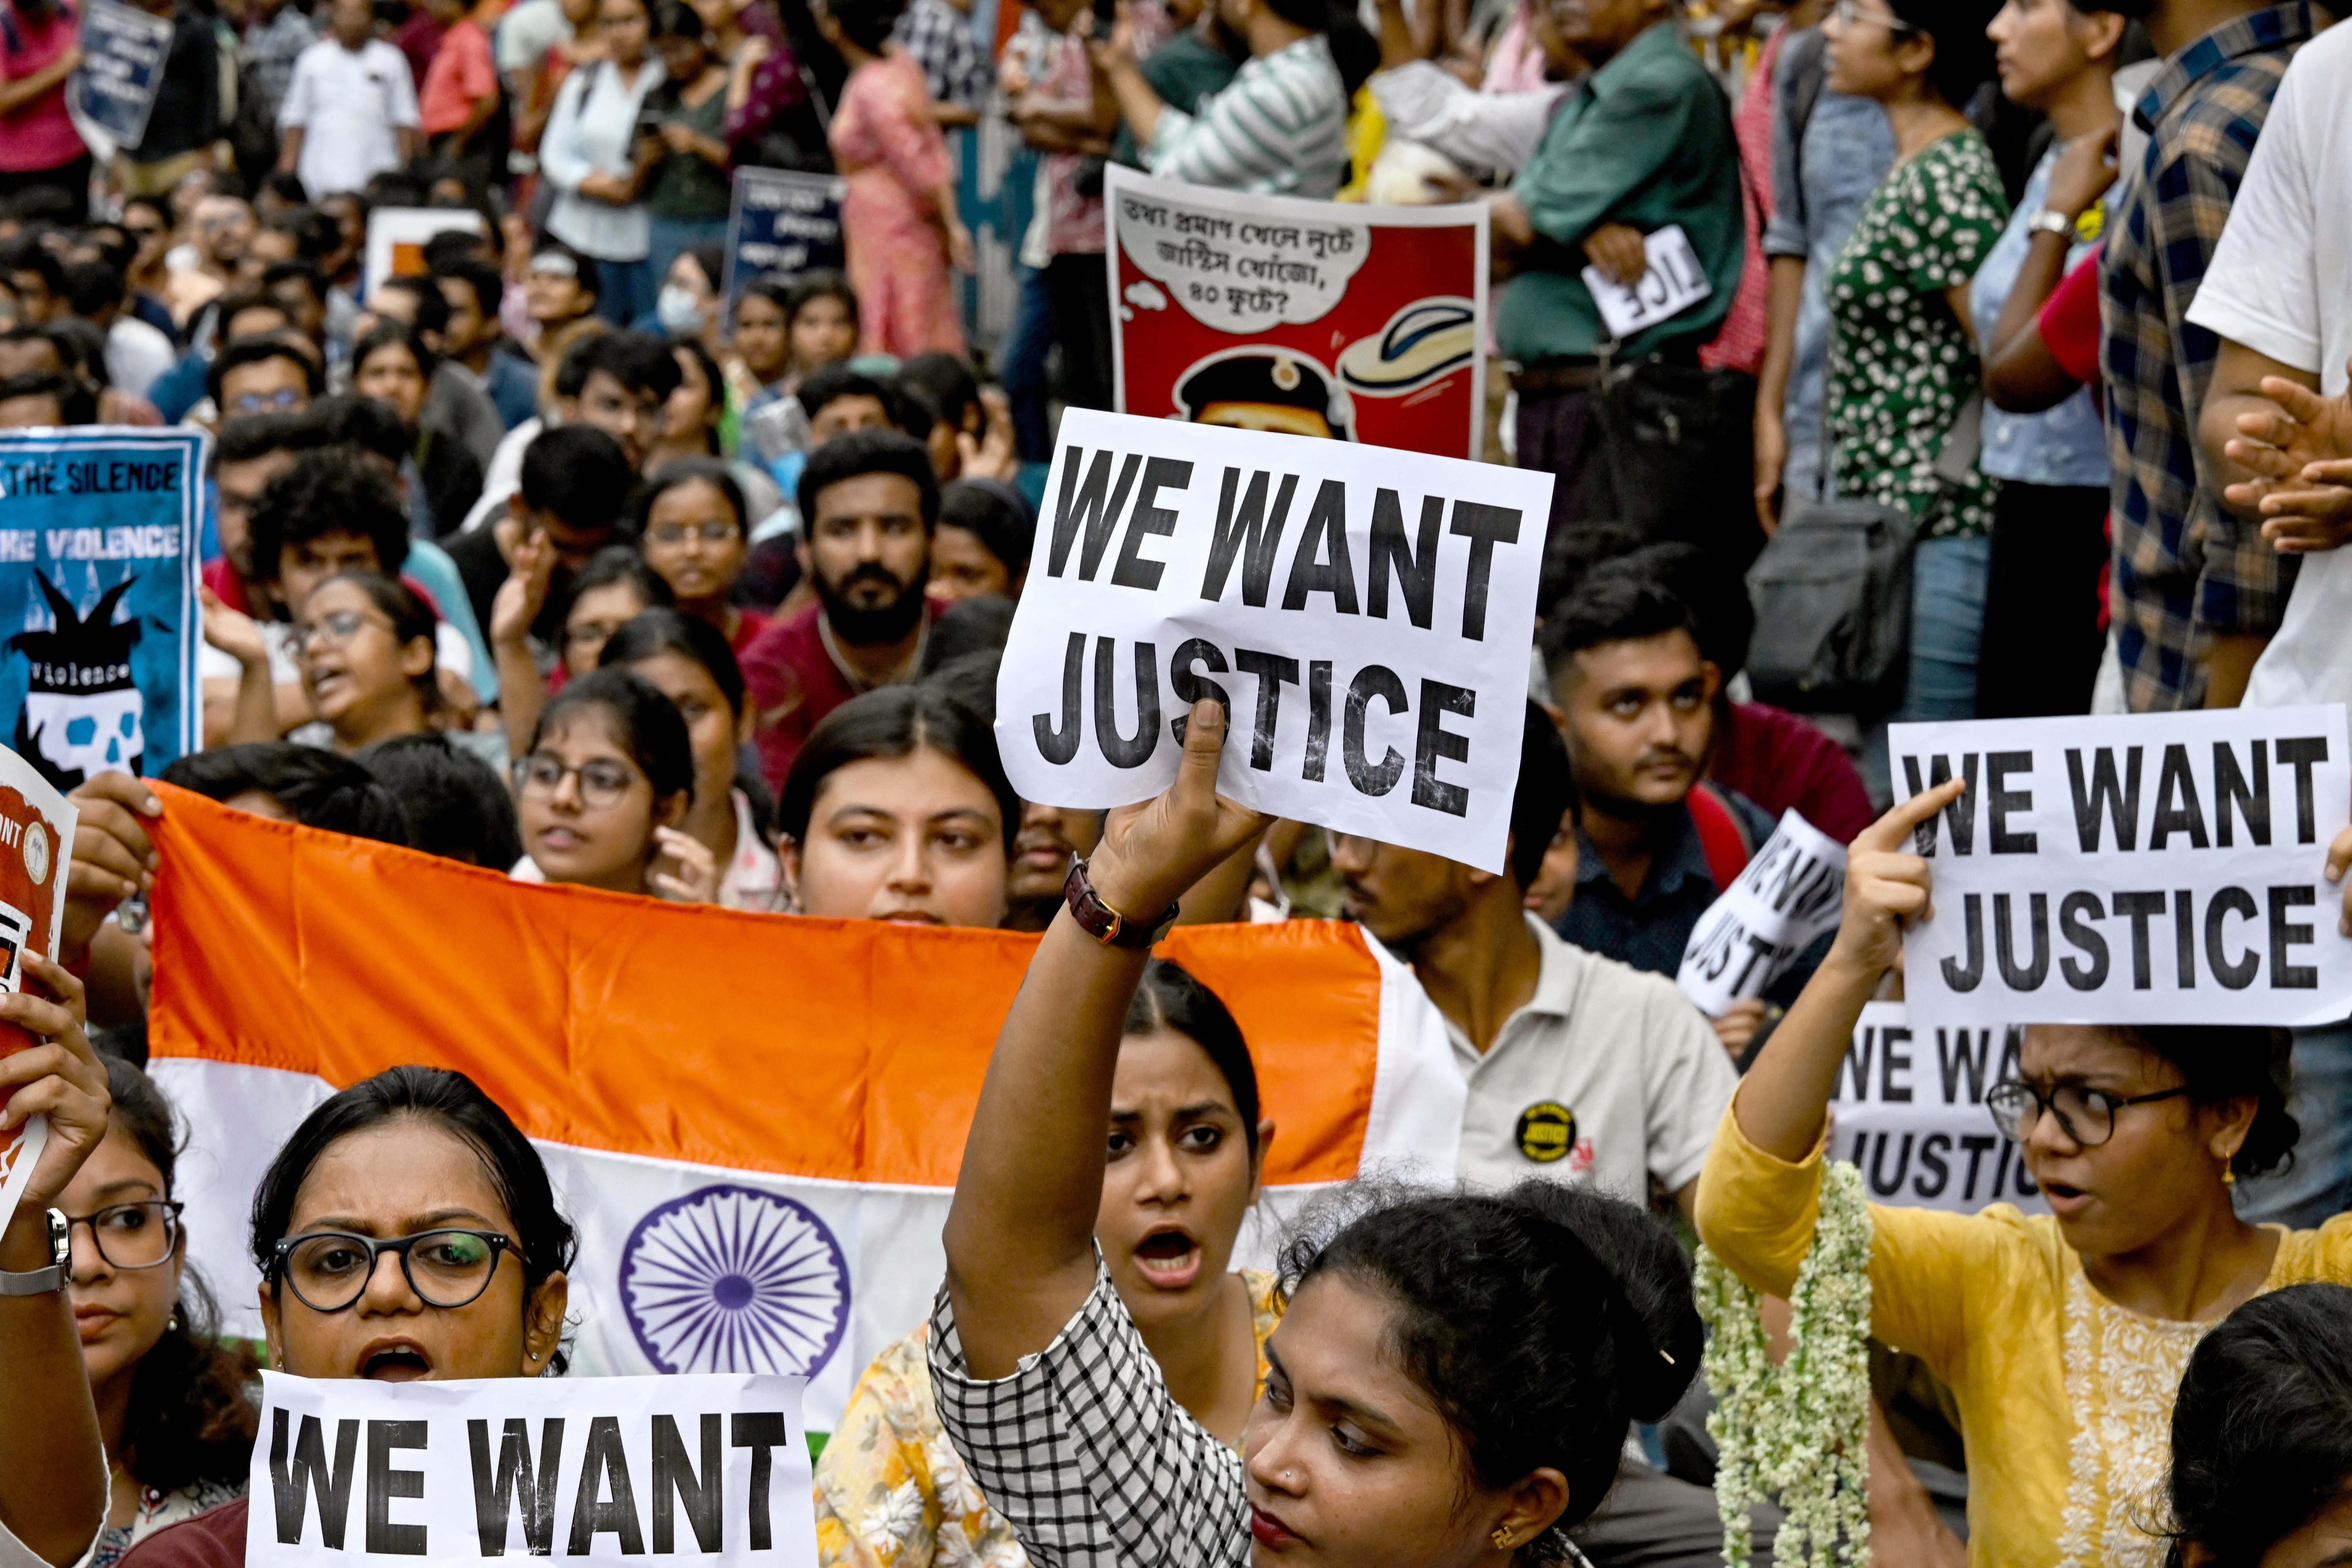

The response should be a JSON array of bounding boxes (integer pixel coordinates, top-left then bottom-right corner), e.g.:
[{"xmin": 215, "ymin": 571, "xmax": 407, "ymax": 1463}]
[
  {"xmin": 106, "ymin": 317, "xmax": 177, "ymax": 400},
  {"xmin": 1436, "ymin": 914, "xmax": 1737, "ymax": 1201},
  {"xmin": 2183, "ymin": 22, "xmax": 2352, "ymax": 710},
  {"xmin": 278, "ymin": 38, "xmax": 420, "ymax": 198}
]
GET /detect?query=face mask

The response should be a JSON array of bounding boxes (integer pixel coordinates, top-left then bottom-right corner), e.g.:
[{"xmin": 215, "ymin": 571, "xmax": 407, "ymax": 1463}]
[{"xmin": 656, "ymin": 285, "xmax": 704, "ymax": 334}]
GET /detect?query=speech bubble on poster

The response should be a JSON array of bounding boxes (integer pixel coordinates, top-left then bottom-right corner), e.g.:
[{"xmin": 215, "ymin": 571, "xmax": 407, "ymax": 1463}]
[
  {"xmin": 1890, "ymin": 707, "xmax": 2352, "ymax": 1025},
  {"xmin": 1106, "ymin": 166, "xmax": 1489, "ymax": 461},
  {"xmin": 1113, "ymin": 183, "xmax": 1370, "ymax": 333},
  {"xmin": 995, "ymin": 408, "xmax": 1552, "ymax": 873}
]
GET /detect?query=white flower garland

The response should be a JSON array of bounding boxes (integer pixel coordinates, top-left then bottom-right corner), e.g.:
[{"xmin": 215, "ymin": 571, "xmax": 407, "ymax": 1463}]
[{"xmin": 1697, "ymin": 1159, "xmax": 1875, "ymax": 1568}]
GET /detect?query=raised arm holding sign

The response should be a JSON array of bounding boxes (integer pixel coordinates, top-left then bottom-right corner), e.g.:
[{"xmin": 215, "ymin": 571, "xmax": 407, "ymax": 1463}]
[{"xmin": 1693, "ymin": 777, "xmax": 2352, "ymax": 1566}]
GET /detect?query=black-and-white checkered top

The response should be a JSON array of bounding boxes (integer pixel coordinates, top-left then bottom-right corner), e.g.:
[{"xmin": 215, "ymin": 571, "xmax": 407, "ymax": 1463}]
[{"xmin": 926, "ymin": 1261, "xmax": 1252, "ymax": 1568}]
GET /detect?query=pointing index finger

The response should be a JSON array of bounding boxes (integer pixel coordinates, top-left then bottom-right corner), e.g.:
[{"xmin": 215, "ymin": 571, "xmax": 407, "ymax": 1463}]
[{"xmin": 1857, "ymin": 776, "xmax": 1965, "ymax": 854}]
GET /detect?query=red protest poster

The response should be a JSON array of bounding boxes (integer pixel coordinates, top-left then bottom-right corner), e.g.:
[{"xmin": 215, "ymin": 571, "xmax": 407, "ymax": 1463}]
[
  {"xmin": 1105, "ymin": 166, "xmax": 1489, "ymax": 461},
  {"xmin": 0, "ymin": 743, "xmax": 74, "ymax": 1231}
]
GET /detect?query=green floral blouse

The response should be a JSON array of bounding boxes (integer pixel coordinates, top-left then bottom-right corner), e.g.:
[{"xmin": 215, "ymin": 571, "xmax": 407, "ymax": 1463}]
[{"xmin": 1826, "ymin": 128, "xmax": 2009, "ymax": 540}]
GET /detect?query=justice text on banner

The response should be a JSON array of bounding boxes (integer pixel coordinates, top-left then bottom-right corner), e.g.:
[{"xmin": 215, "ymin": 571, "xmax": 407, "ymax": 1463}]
[
  {"xmin": 1829, "ymin": 1002, "xmax": 2047, "ymax": 1216},
  {"xmin": 1105, "ymin": 165, "xmax": 1489, "ymax": 461},
  {"xmin": 1677, "ymin": 809, "xmax": 1846, "ymax": 1015},
  {"xmin": 993, "ymin": 408, "xmax": 1552, "ymax": 872},
  {"xmin": 0, "ymin": 427, "xmax": 203, "ymax": 793},
  {"xmin": 247, "ymin": 1372, "xmax": 813, "ymax": 1568},
  {"xmin": 1889, "ymin": 707, "xmax": 2352, "ymax": 1025}
]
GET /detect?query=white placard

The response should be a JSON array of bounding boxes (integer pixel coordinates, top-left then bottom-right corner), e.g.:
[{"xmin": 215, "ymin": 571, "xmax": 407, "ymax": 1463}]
[
  {"xmin": 0, "ymin": 742, "xmax": 76, "ymax": 1237},
  {"xmin": 1889, "ymin": 708, "xmax": 2352, "ymax": 1025},
  {"xmin": 1830, "ymin": 1001, "xmax": 2047, "ymax": 1216},
  {"xmin": 247, "ymin": 1372, "xmax": 813, "ymax": 1568},
  {"xmin": 1677, "ymin": 809, "xmax": 1847, "ymax": 1014},
  {"xmin": 1580, "ymin": 224, "xmax": 1712, "ymax": 340},
  {"xmin": 994, "ymin": 409, "xmax": 1553, "ymax": 872}
]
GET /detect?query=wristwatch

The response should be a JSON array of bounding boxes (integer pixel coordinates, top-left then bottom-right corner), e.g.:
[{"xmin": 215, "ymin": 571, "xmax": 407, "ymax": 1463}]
[
  {"xmin": 2026, "ymin": 209, "xmax": 2076, "ymax": 239},
  {"xmin": 1063, "ymin": 859, "xmax": 1180, "ymax": 951},
  {"xmin": 0, "ymin": 1207, "xmax": 71, "ymax": 1296}
]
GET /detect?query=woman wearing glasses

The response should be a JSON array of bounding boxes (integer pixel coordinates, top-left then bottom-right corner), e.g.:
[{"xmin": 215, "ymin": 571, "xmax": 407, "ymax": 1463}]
[
  {"xmin": 57, "ymin": 1059, "xmax": 256, "ymax": 1568},
  {"xmin": 117, "ymin": 1065, "xmax": 575, "ymax": 1568},
  {"xmin": 1695, "ymin": 779, "xmax": 2352, "ymax": 1566},
  {"xmin": 597, "ymin": 610, "xmax": 782, "ymax": 911},
  {"xmin": 510, "ymin": 665, "xmax": 719, "ymax": 902},
  {"xmin": 293, "ymin": 572, "xmax": 450, "ymax": 759},
  {"xmin": 636, "ymin": 460, "xmax": 769, "ymax": 655}
]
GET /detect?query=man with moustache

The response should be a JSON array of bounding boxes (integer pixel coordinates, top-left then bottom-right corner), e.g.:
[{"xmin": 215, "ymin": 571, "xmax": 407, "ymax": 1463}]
[
  {"xmin": 740, "ymin": 431, "xmax": 943, "ymax": 792},
  {"xmin": 1546, "ymin": 561, "xmax": 1785, "ymax": 987}
]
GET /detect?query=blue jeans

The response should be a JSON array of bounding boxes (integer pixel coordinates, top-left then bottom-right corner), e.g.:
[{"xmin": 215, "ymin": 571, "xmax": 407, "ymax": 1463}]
[
  {"xmin": 2235, "ymin": 1021, "xmax": 2352, "ymax": 1229},
  {"xmin": 646, "ymin": 215, "xmax": 730, "ymax": 299},
  {"xmin": 595, "ymin": 254, "xmax": 656, "ymax": 326},
  {"xmin": 1860, "ymin": 533, "xmax": 1992, "ymax": 804},
  {"xmin": 998, "ymin": 263, "xmax": 1054, "ymax": 463}
]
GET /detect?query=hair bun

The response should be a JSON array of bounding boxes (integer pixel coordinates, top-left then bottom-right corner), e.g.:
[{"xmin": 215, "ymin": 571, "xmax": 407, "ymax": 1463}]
[{"xmin": 1501, "ymin": 1182, "xmax": 1702, "ymax": 1424}]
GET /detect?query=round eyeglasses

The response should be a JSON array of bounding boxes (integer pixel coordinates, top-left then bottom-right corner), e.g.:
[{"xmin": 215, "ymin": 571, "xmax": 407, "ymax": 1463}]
[
  {"xmin": 64, "ymin": 1200, "xmax": 183, "ymax": 1270},
  {"xmin": 1985, "ymin": 1079, "xmax": 2192, "ymax": 1148},
  {"xmin": 270, "ymin": 1228, "xmax": 522, "ymax": 1313}
]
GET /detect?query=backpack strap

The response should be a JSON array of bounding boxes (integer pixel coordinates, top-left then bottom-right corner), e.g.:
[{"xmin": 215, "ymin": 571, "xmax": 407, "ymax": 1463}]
[{"xmin": 1686, "ymin": 782, "xmax": 1755, "ymax": 894}]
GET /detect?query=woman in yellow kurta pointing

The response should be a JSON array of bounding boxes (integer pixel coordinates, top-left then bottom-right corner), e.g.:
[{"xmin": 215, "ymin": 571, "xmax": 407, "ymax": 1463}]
[{"xmin": 1696, "ymin": 777, "xmax": 2352, "ymax": 1567}]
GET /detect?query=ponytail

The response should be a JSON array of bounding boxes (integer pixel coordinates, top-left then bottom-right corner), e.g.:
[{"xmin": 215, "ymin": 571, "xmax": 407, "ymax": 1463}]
[{"xmin": 1259, "ymin": 0, "xmax": 1379, "ymax": 98}]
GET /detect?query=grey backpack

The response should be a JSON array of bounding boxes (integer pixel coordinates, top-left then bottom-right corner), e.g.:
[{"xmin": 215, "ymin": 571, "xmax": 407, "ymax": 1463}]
[{"xmin": 1742, "ymin": 496, "xmax": 1918, "ymax": 713}]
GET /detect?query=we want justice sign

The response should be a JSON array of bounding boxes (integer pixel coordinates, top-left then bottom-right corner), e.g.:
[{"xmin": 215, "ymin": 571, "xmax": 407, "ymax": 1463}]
[{"xmin": 1891, "ymin": 707, "xmax": 2352, "ymax": 1025}]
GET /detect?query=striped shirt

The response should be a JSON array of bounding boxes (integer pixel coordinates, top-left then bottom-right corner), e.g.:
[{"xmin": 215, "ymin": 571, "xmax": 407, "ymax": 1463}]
[
  {"xmin": 2099, "ymin": 1, "xmax": 2317, "ymax": 712},
  {"xmin": 1145, "ymin": 33, "xmax": 1349, "ymax": 200}
]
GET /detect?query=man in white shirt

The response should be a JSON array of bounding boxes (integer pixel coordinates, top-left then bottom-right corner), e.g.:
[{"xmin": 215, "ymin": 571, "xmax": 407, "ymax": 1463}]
[
  {"xmin": 1328, "ymin": 701, "xmax": 1734, "ymax": 1211},
  {"xmin": 277, "ymin": 0, "xmax": 422, "ymax": 199},
  {"xmin": 2188, "ymin": 19, "xmax": 2352, "ymax": 1234}
]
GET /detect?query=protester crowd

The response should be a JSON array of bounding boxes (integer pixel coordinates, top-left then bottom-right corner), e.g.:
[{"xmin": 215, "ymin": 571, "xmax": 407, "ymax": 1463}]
[{"xmin": 4, "ymin": 0, "xmax": 2352, "ymax": 1556}]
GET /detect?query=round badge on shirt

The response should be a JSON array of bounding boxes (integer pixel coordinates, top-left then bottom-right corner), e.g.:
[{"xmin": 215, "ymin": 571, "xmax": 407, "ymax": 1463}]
[{"xmin": 1515, "ymin": 1101, "xmax": 1576, "ymax": 1163}]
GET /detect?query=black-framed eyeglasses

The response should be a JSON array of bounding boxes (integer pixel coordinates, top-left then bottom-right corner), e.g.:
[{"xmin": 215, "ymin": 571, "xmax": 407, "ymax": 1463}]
[
  {"xmin": 1986, "ymin": 1079, "xmax": 2192, "ymax": 1148},
  {"xmin": 63, "ymin": 1200, "xmax": 183, "ymax": 1270},
  {"xmin": 511, "ymin": 753, "xmax": 641, "ymax": 809},
  {"xmin": 270, "ymin": 1228, "xmax": 522, "ymax": 1313}
]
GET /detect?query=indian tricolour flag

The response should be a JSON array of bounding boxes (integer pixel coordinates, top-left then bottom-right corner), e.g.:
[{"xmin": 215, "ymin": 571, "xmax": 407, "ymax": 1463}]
[{"xmin": 145, "ymin": 788, "xmax": 1463, "ymax": 1429}]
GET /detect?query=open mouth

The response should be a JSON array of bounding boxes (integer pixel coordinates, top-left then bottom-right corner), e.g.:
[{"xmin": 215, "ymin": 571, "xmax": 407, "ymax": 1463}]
[
  {"xmin": 1132, "ymin": 1228, "xmax": 1203, "ymax": 1286},
  {"xmin": 2042, "ymin": 1180, "xmax": 2090, "ymax": 1209},
  {"xmin": 362, "ymin": 1346, "xmax": 432, "ymax": 1380}
]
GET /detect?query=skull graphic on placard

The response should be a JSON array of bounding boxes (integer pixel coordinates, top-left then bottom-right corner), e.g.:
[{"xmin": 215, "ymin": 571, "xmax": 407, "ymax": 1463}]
[{"xmin": 11, "ymin": 577, "xmax": 144, "ymax": 791}]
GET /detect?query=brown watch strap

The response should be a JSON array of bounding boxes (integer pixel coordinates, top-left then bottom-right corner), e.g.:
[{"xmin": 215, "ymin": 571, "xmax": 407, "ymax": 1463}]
[{"xmin": 1063, "ymin": 858, "xmax": 1179, "ymax": 950}]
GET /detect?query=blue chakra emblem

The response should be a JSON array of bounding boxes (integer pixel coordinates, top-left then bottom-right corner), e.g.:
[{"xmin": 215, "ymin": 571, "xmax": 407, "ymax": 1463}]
[{"xmin": 619, "ymin": 1185, "xmax": 851, "ymax": 1377}]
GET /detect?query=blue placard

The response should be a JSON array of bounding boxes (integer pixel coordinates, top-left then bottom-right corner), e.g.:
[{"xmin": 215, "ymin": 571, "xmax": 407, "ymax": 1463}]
[
  {"xmin": 0, "ymin": 428, "xmax": 203, "ymax": 793},
  {"xmin": 72, "ymin": 0, "xmax": 177, "ymax": 148},
  {"xmin": 722, "ymin": 167, "xmax": 848, "ymax": 314}
]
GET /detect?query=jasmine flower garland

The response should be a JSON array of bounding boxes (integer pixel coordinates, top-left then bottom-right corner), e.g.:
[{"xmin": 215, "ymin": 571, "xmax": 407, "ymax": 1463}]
[{"xmin": 1698, "ymin": 1159, "xmax": 1874, "ymax": 1568}]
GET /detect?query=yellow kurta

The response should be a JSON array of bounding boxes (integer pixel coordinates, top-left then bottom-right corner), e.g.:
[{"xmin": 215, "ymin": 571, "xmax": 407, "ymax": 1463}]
[
  {"xmin": 812, "ymin": 1271, "xmax": 1283, "ymax": 1568},
  {"xmin": 1693, "ymin": 1101, "xmax": 2352, "ymax": 1567}
]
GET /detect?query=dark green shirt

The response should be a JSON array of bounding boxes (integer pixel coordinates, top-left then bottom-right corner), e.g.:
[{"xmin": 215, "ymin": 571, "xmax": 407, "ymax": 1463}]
[
  {"xmin": 1497, "ymin": 20, "xmax": 1743, "ymax": 363},
  {"xmin": 644, "ymin": 80, "xmax": 734, "ymax": 222},
  {"xmin": 1115, "ymin": 30, "xmax": 1241, "ymax": 167}
]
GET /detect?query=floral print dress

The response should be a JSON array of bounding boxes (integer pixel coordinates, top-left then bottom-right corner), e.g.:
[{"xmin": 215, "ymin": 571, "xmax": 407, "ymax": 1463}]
[
  {"xmin": 812, "ymin": 1270, "xmax": 1282, "ymax": 1568},
  {"xmin": 828, "ymin": 50, "xmax": 966, "ymax": 360},
  {"xmin": 1825, "ymin": 128, "xmax": 2009, "ymax": 540}
]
